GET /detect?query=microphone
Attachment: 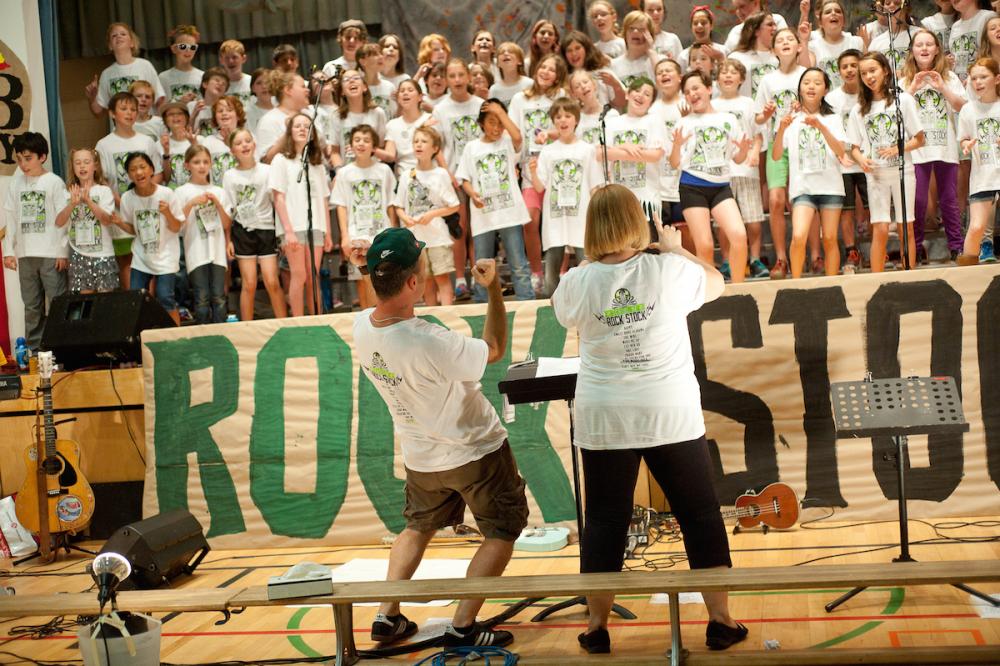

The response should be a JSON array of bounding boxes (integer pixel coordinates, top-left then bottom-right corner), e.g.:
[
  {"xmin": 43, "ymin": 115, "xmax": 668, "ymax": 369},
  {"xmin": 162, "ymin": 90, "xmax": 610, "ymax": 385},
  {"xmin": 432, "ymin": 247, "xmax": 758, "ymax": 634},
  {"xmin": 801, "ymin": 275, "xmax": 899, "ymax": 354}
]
[
  {"xmin": 89, "ymin": 552, "xmax": 132, "ymax": 611},
  {"xmin": 599, "ymin": 103, "xmax": 613, "ymax": 121}
]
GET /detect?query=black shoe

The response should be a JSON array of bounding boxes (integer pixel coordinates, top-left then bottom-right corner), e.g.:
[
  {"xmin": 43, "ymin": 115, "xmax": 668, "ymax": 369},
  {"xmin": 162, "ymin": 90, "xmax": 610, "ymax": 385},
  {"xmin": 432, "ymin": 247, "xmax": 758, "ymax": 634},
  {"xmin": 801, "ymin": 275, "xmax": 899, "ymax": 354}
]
[
  {"xmin": 578, "ymin": 628, "xmax": 611, "ymax": 653},
  {"xmin": 442, "ymin": 623, "xmax": 514, "ymax": 648},
  {"xmin": 705, "ymin": 620, "xmax": 748, "ymax": 650},
  {"xmin": 370, "ymin": 612, "xmax": 418, "ymax": 644}
]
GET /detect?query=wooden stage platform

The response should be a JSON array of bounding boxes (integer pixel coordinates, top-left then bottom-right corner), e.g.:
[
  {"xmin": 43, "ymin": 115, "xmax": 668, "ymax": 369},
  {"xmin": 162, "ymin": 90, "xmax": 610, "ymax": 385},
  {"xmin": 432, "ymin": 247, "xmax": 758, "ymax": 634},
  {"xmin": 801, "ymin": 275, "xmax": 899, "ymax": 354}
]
[{"xmin": 1, "ymin": 516, "xmax": 997, "ymax": 663}]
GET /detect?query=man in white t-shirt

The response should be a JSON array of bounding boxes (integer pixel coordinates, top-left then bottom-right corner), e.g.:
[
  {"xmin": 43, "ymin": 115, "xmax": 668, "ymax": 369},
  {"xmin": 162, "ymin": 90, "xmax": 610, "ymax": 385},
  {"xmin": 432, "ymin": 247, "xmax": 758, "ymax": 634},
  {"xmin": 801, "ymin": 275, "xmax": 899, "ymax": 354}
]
[{"xmin": 348, "ymin": 228, "xmax": 528, "ymax": 649}]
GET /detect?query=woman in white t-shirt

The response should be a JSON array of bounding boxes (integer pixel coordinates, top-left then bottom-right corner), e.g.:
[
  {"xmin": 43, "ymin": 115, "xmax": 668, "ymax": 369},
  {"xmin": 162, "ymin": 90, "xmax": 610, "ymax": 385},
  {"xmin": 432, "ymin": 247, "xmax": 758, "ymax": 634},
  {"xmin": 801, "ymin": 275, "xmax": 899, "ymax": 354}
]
[
  {"xmin": 269, "ymin": 113, "xmax": 334, "ymax": 316},
  {"xmin": 771, "ymin": 68, "xmax": 849, "ymax": 278},
  {"xmin": 118, "ymin": 153, "xmax": 185, "ymax": 323},
  {"xmin": 223, "ymin": 128, "xmax": 286, "ymax": 321},
  {"xmin": 54, "ymin": 148, "xmax": 120, "ymax": 292},
  {"xmin": 957, "ymin": 57, "xmax": 1000, "ymax": 263},
  {"xmin": 847, "ymin": 52, "xmax": 925, "ymax": 272},
  {"xmin": 550, "ymin": 185, "xmax": 742, "ymax": 656},
  {"xmin": 901, "ymin": 29, "xmax": 967, "ymax": 262}
]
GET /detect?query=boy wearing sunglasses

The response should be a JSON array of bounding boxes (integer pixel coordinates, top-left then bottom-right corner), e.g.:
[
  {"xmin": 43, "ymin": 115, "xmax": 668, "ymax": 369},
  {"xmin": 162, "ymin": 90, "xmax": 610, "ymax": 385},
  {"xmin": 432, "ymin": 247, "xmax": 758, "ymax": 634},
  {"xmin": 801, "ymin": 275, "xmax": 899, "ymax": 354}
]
[{"xmin": 159, "ymin": 24, "xmax": 204, "ymax": 105}]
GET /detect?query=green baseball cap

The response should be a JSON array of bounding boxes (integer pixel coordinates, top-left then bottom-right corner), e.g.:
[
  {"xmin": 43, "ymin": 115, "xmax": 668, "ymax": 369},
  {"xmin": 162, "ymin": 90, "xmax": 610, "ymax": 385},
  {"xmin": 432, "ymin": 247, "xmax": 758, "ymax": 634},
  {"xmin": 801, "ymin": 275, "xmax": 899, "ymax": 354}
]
[{"xmin": 367, "ymin": 227, "xmax": 426, "ymax": 276}]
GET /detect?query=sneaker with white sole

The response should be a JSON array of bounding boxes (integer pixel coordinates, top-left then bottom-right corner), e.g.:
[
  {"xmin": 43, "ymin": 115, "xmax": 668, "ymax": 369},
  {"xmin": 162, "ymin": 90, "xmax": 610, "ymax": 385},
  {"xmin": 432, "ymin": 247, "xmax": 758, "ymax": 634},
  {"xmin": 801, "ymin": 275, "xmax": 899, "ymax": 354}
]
[
  {"xmin": 442, "ymin": 623, "xmax": 514, "ymax": 648},
  {"xmin": 980, "ymin": 237, "xmax": 997, "ymax": 263},
  {"xmin": 749, "ymin": 258, "xmax": 770, "ymax": 278},
  {"xmin": 370, "ymin": 612, "xmax": 418, "ymax": 644}
]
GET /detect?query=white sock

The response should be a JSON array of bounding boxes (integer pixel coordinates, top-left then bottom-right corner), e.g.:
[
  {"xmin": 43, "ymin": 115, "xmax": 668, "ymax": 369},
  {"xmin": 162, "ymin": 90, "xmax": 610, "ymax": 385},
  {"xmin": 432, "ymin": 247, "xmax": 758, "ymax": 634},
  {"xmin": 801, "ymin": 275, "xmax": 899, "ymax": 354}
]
[{"xmin": 455, "ymin": 277, "xmax": 467, "ymax": 287}]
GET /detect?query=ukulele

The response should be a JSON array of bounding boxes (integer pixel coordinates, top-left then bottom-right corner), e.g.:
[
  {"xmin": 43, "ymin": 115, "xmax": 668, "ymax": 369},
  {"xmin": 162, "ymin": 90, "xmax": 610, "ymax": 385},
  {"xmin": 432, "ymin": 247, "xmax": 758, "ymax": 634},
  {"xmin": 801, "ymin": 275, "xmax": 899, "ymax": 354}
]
[
  {"xmin": 722, "ymin": 482, "xmax": 799, "ymax": 530},
  {"xmin": 14, "ymin": 352, "xmax": 95, "ymax": 537}
]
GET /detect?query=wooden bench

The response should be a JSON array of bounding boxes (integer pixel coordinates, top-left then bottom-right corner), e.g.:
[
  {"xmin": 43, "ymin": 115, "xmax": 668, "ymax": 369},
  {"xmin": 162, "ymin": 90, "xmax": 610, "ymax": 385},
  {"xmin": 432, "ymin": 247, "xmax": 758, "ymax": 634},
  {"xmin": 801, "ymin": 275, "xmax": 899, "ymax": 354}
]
[{"xmin": 1, "ymin": 560, "xmax": 998, "ymax": 665}]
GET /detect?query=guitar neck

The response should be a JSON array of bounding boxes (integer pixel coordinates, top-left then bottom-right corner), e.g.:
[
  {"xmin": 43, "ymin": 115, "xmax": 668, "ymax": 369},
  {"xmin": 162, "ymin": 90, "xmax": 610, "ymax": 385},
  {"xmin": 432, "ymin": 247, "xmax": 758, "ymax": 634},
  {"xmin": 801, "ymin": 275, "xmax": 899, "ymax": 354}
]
[{"xmin": 40, "ymin": 377, "xmax": 56, "ymax": 459}]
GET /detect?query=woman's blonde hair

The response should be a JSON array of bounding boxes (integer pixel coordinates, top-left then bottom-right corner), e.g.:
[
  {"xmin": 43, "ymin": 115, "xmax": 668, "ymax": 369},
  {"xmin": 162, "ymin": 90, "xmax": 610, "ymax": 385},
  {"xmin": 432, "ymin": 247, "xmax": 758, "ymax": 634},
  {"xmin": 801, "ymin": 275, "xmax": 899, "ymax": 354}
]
[{"xmin": 585, "ymin": 185, "xmax": 650, "ymax": 260}]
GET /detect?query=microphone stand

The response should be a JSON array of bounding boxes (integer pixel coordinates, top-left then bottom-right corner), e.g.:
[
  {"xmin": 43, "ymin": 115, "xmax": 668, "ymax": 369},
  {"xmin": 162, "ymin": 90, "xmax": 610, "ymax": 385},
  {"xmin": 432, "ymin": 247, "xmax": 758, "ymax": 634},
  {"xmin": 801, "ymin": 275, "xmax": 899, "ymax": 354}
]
[
  {"xmin": 598, "ymin": 104, "xmax": 611, "ymax": 184},
  {"xmin": 298, "ymin": 69, "xmax": 328, "ymax": 315},
  {"xmin": 874, "ymin": 1, "xmax": 912, "ymax": 270}
]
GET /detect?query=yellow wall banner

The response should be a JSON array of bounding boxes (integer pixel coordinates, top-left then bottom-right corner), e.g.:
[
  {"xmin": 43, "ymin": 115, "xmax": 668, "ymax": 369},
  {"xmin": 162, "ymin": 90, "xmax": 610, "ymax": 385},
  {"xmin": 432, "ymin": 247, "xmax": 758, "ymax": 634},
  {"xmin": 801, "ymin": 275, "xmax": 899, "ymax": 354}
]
[{"xmin": 141, "ymin": 265, "xmax": 1000, "ymax": 549}]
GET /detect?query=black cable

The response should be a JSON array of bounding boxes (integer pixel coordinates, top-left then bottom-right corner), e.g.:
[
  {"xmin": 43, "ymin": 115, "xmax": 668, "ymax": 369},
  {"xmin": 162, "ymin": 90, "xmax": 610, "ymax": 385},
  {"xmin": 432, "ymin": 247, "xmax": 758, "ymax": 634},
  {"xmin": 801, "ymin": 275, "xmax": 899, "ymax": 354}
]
[
  {"xmin": 108, "ymin": 363, "xmax": 145, "ymax": 466},
  {"xmin": 0, "ymin": 651, "xmax": 83, "ymax": 665}
]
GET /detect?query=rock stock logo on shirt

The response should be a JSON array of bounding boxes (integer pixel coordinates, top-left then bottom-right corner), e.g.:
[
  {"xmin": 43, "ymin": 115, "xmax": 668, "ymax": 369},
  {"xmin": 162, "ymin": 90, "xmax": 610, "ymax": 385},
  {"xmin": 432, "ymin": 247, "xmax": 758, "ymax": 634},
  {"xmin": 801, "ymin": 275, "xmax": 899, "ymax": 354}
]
[
  {"xmin": 749, "ymin": 63, "xmax": 777, "ymax": 99},
  {"xmin": 593, "ymin": 288, "xmax": 656, "ymax": 327},
  {"xmin": 366, "ymin": 352, "xmax": 402, "ymax": 388},
  {"xmin": 549, "ymin": 158, "xmax": 582, "ymax": 217},
  {"xmin": 0, "ymin": 39, "xmax": 32, "ymax": 176},
  {"xmin": 475, "ymin": 150, "xmax": 513, "ymax": 213},
  {"xmin": 865, "ymin": 112, "xmax": 901, "ymax": 167},
  {"xmin": 915, "ymin": 88, "xmax": 948, "ymax": 147}
]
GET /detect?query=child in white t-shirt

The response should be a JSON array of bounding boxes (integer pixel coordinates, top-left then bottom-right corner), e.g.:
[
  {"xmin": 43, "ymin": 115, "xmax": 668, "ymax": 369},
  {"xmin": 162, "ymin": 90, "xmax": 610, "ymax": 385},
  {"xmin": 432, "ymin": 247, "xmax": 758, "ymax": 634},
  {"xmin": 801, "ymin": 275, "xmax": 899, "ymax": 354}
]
[
  {"xmin": 220, "ymin": 39, "xmax": 253, "ymax": 108},
  {"xmin": 392, "ymin": 126, "xmax": 460, "ymax": 305},
  {"xmin": 331, "ymin": 125, "xmax": 397, "ymax": 309},
  {"xmin": 670, "ymin": 71, "xmax": 752, "ymax": 283},
  {"xmin": 714, "ymin": 59, "xmax": 768, "ymax": 278},
  {"xmin": 200, "ymin": 96, "xmax": 242, "ymax": 186},
  {"xmin": 604, "ymin": 76, "xmax": 665, "ymax": 222},
  {"xmin": 270, "ymin": 112, "xmax": 334, "ymax": 316},
  {"xmin": 130, "ymin": 80, "xmax": 165, "ymax": 141},
  {"xmin": 489, "ymin": 42, "xmax": 534, "ymax": 107},
  {"xmin": 772, "ymin": 67, "xmax": 849, "ymax": 278},
  {"xmin": 95, "ymin": 91, "xmax": 163, "ymax": 286},
  {"xmin": 223, "ymin": 128, "xmax": 286, "ymax": 321},
  {"xmin": 118, "ymin": 153, "xmax": 184, "ymax": 323},
  {"xmin": 528, "ymin": 98, "xmax": 602, "ymax": 296},
  {"xmin": 160, "ymin": 102, "xmax": 195, "ymax": 189},
  {"xmin": 85, "ymin": 22, "xmax": 165, "ymax": 117},
  {"xmin": 847, "ymin": 52, "xmax": 925, "ymax": 272},
  {"xmin": 329, "ymin": 69, "xmax": 389, "ymax": 167},
  {"xmin": 827, "ymin": 49, "xmax": 867, "ymax": 272},
  {"xmin": 455, "ymin": 99, "xmax": 534, "ymax": 302},
  {"xmin": 2, "ymin": 132, "xmax": 68, "ymax": 349},
  {"xmin": 54, "ymin": 148, "xmax": 121, "ymax": 293},
  {"xmin": 174, "ymin": 145, "xmax": 232, "ymax": 324},
  {"xmin": 158, "ymin": 24, "xmax": 204, "ymax": 103},
  {"xmin": 957, "ymin": 58, "xmax": 1000, "ymax": 264}
]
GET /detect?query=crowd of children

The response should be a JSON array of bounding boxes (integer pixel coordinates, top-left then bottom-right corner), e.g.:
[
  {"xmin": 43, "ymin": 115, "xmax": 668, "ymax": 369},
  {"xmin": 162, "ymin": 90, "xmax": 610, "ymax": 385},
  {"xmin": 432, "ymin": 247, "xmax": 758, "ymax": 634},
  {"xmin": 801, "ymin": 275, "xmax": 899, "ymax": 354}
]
[{"xmin": 6, "ymin": 0, "xmax": 1000, "ymax": 343}]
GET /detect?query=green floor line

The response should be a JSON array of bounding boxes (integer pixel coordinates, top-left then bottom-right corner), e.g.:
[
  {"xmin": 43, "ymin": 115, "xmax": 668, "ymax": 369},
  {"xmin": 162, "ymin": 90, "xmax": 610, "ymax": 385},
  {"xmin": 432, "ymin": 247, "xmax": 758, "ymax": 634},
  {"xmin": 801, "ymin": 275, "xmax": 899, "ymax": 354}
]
[
  {"xmin": 287, "ymin": 607, "xmax": 324, "ymax": 658},
  {"xmin": 808, "ymin": 587, "xmax": 905, "ymax": 649},
  {"xmin": 283, "ymin": 587, "xmax": 907, "ymax": 657}
]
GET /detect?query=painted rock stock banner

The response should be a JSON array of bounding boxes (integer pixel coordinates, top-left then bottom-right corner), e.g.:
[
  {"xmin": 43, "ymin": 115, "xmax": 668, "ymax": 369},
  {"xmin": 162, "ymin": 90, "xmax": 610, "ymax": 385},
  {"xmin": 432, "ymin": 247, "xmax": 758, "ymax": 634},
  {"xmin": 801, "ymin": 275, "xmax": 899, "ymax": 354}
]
[{"xmin": 142, "ymin": 265, "xmax": 1000, "ymax": 549}]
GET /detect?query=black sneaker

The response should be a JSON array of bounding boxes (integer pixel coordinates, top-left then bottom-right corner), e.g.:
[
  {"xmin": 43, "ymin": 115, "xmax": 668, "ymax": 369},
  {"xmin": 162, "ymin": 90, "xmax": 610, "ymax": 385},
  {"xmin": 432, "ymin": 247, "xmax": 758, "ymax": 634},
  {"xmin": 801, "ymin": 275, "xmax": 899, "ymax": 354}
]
[
  {"xmin": 578, "ymin": 627, "xmax": 611, "ymax": 653},
  {"xmin": 370, "ymin": 612, "xmax": 418, "ymax": 644},
  {"xmin": 442, "ymin": 623, "xmax": 514, "ymax": 648},
  {"xmin": 705, "ymin": 620, "xmax": 748, "ymax": 650}
]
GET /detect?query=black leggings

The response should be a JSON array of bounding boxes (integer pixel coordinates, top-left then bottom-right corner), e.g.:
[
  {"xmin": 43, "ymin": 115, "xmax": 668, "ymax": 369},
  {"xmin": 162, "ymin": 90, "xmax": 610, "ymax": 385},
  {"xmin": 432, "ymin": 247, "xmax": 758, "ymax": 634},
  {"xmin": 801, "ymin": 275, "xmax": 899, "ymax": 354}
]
[{"xmin": 579, "ymin": 436, "xmax": 732, "ymax": 574}]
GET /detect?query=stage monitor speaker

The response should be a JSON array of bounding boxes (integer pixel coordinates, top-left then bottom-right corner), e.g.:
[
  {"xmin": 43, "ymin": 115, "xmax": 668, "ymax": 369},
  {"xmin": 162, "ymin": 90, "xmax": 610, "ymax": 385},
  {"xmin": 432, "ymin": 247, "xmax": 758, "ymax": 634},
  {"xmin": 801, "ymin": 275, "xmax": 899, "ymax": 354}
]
[
  {"xmin": 99, "ymin": 509, "xmax": 210, "ymax": 589},
  {"xmin": 41, "ymin": 291, "xmax": 175, "ymax": 369}
]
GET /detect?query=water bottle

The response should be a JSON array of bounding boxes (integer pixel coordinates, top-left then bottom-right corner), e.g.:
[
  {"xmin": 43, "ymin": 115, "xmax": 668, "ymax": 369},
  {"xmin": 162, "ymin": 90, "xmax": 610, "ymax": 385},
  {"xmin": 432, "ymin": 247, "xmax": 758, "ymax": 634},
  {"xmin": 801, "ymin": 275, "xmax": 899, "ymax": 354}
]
[
  {"xmin": 226, "ymin": 313, "xmax": 239, "ymax": 323},
  {"xmin": 14, "ymin": 337, "xmax": 28, "ymax": 371}
]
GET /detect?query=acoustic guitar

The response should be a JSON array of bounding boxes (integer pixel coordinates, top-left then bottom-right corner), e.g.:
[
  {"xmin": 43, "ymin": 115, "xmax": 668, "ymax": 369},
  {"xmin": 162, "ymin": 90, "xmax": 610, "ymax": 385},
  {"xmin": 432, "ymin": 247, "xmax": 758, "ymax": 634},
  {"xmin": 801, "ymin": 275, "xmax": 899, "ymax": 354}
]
[
  {"xmin": 722, "ymin": 482, "xmax": 799, "ymax": 530},
  {"xmin": 14, "ymin": 352, "xmax": 95, "ymax": 536}
]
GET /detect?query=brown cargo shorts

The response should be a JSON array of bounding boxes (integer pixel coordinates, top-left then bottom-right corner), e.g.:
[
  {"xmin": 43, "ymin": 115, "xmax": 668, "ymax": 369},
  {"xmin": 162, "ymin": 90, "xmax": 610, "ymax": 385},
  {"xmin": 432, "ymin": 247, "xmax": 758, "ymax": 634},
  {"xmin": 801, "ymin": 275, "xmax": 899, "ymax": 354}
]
[{"xmin": 403, "ymin": 441, "xmax": 529, "ymax": 541}]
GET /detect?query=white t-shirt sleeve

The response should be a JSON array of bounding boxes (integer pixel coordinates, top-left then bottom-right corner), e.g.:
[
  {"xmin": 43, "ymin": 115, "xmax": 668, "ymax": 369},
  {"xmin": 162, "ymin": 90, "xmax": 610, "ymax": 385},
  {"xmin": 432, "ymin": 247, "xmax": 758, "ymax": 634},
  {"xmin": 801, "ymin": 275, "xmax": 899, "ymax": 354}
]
[
  {"xmin": 662, "ymin": 252, "xmax": 706, "ymax": 314},
  {"xmin": 329, "ymin": 167, "xmax": 350, "ymax": 207},
  {"xmin": 268, "ymin": 156, "xmax": 289, "ymax": 194},
  {"xmin": 901, "ymin": 94, "xmax": 923, "ymax": 139},
  {"xmin": 846, "ymin": 107, "xmax": 863, "ymax": 150},
  {"xmin": 428, "ymin": 327, "xmax": 490, "ymax": 383},
  {"xmin": 549, "ymin": 267, "xmax": 579, "ymax": 329},
  {"xmin": 455, "ymin": 142, "xmax": 473, "ymax": 184},
  {"xmin": 535, "ymin": 149, "xmax": 551, "ymax": 189},
  {"xmin": 437, "ymin": 170, "xmax": 460, "ymax": 207}
]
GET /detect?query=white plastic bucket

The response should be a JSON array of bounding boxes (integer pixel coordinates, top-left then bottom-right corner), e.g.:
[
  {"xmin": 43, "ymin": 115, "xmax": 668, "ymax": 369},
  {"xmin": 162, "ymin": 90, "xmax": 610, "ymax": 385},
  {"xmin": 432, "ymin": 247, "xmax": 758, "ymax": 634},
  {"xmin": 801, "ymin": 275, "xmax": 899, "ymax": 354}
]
[{"xmin": 78, "ymin": 613, "xmax": 161, "ymax": 666}]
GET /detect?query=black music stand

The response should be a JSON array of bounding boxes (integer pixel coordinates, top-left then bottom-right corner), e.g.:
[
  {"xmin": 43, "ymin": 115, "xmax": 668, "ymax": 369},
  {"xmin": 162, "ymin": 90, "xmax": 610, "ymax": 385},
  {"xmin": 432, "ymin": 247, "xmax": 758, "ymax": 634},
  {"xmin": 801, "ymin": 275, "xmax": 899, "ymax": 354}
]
[
  {"xmin": 825, "ymin": 376, "xmax": 998, "ymax": 612},
  {"xmin": 499, "ymin": 360, "xmax": 636, "ymax": 622}
]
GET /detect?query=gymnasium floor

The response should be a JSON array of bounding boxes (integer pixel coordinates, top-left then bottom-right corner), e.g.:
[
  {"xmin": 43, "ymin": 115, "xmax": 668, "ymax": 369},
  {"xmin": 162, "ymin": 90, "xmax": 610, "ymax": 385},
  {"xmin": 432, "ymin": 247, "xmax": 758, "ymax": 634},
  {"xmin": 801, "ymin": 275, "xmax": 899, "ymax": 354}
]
[{"xmin": 1, "ymin": 514, "xmax": 998, "ymax": 664}]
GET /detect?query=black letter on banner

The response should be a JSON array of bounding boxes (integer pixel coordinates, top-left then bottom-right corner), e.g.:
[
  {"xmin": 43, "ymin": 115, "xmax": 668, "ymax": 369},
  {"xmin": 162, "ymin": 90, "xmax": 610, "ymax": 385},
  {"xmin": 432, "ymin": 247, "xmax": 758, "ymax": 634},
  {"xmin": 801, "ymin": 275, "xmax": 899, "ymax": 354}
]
[
  {"xmin": 866, "ymin": 280, "xmax": 963, "ymax": 501},
  {"xmin": 0, "ymin": 74, "xmax": 25, "ymax": 130},
  {"xmin": 977, "ymin": 275, "xmax": 1000, "ymax": 491},
  {"xmin": 769, "ymin": 287, "xmax": 851, "ymax": 507},
  {"xmin": 689, "ymin": 295, "xmax": 777, "ymax": 504}
]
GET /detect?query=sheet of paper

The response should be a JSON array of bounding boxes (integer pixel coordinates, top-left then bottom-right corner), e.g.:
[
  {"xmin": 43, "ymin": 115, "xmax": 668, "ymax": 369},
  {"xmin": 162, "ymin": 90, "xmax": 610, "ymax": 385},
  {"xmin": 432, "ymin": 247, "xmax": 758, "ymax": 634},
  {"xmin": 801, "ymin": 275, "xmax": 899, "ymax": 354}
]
[
  {"xmin": 970, "ymin": 593, "xmax": 1000, "ymax": 618},
  {"xmin": 650, "ymin": 592, "xmax": 704, "ymax": 605},
  {"xmin": 536, "ymin": 356, "xmax": 581, "ymax": 378},
  {"xmin": 328, "ymin": 558, "xmax": 471, "ymax": 606}
]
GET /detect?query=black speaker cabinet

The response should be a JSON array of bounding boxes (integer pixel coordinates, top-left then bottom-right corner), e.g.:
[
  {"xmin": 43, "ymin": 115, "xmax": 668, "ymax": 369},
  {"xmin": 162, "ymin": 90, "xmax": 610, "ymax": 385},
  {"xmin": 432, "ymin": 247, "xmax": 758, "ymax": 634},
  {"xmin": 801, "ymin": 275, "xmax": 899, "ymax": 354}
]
[
  {"xmin": 41, "ymin": 291, "xmax": 176, "ymax": 369},
  {"xmin": 100, "ymin": 509, "xmax": 210, "ymax": 589}
]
